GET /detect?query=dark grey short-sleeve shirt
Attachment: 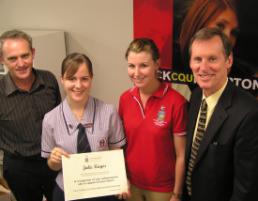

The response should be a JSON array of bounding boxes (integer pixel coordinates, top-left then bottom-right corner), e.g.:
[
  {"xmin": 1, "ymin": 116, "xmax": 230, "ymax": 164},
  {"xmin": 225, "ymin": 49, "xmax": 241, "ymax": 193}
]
[{"xmin": 0, "ymin": 69, "xmax": 61, "ymax": 156}]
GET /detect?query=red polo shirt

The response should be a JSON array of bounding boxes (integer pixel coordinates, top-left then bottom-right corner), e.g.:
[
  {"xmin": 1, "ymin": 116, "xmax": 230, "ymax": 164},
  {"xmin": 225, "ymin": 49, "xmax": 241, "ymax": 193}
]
[{"xmin": 119, "ymin": 83, "xmax": 187, "ymax": 192}]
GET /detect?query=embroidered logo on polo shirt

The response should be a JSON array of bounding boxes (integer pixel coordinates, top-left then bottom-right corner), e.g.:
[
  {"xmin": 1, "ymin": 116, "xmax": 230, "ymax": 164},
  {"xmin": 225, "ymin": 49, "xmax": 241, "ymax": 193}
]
[{"xmin": 153, "ymin": 105, "xmax": 167, "ymax": 126}]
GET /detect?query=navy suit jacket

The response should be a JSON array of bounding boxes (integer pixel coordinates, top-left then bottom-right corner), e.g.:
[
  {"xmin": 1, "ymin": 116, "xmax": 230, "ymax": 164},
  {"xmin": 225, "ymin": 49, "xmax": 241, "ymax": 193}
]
[{"xmin": 184, "ymin": 81, "xmax": 258, "ymax": 201}]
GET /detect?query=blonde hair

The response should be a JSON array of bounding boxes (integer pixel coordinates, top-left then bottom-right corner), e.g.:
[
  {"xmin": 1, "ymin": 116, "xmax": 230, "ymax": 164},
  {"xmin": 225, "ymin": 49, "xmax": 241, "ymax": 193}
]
[{"xmin": 125, "ymin": 38, "xmax": 160, "ymax": 62}]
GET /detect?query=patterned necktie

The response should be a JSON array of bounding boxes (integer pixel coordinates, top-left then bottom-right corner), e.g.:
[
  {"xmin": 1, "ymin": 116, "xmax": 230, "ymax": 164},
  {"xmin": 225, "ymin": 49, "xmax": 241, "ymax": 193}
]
[
  {"xmin": 77, "ymin": 123, "xmax": 91, "ymax": 153},
  {"xmin": 186, "ymin": 99, "xmax": 208, "ymax": 196}
]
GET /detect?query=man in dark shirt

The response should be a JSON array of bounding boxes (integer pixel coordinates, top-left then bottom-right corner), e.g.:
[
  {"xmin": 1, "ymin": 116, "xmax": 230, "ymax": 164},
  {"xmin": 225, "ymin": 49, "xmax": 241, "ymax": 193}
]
[{"xmin": 0, "ymin": 29, "xmax": 61, "ymax": 201}]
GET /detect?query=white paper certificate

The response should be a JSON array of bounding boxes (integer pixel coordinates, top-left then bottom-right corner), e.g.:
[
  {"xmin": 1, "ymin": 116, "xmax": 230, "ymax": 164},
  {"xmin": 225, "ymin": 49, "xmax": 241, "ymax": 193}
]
[{"xmin": 62, "ymin": 149, "xmax": 128, "ymax": 200}]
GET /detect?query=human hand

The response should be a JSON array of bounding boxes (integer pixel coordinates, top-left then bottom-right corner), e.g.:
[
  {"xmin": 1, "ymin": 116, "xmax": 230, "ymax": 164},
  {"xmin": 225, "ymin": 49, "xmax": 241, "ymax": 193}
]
[
  {"xmin": 117, "ymin": 179, "xmax": 131, "ymax": 200},
  {"xmin": 48, "ymin": 147, "xmax": 69, "ymax": 171},
  {"xmin": 169, "ymin": 192, "xmax": 182, "ymax": 201},
  {"xmin": 170, "ymin": 196, "xmax": 181, "ymax": 201}
]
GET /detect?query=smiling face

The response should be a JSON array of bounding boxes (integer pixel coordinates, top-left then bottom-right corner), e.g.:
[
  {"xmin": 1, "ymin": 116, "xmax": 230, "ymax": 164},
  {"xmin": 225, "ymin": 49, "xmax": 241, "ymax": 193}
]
[
  {"xmin": 190, "ymin": 36, "xmax": 232, "ymax": 97},
  {"xmin": 62, "ymin": 63, "xmax": 92, "ymax": 105},
  {"xmin": 127, "ymin": 51, "xmax": 159, "ymax": 91},
  {"xmin": 207, "ymin": 8, "xmax": 239, "ymax": 47},
  {"xmin": 0, "ymin": 38, "xmax": 35, "ymax": 83}
]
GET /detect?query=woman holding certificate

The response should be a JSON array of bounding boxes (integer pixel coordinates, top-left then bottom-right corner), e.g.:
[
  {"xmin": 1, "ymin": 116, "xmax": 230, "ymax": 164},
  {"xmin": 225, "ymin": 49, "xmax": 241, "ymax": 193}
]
[
  {"xmin": 119, "ymin": 38, "xmax": 187, "ymax": 201},
  {"xmin": 41, "ymin": 52, "xmax": 126, "ymax": 201}
]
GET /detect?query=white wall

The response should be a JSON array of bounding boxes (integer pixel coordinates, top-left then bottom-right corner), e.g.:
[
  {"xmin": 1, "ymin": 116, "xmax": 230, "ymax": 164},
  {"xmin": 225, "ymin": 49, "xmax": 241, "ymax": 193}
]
[{"xmin": 0, "ymin": 0, "xmax": 133, "ymax": 105}]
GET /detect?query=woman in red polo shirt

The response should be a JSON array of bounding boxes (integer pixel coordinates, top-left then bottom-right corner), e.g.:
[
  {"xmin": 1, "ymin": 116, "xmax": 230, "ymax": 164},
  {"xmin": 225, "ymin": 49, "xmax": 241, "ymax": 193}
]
[{"xmin": 119, "ymin": 38, "xmax": 187, "ymax": 201}]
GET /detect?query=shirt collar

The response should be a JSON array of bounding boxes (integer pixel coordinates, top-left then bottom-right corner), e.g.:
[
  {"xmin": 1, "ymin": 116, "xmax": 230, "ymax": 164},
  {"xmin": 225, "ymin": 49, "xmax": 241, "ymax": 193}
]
[
  {"xmin": 62, "ymin": 96, "xmax": 95, "ymax": 135},
  {"xmin": 3, "ymin": 73, "xmax": 17, "ymax": 95},
  {"xmin": 203, "ymin": 79, "xmax": 228, "ymax": 109},
  {"xmin": 129, "ymin": 82, "xmax": 169, "ymax": 99},
  {"xmin": 4, "ymin": 68, "xmax": 45, "ymax": 96}
]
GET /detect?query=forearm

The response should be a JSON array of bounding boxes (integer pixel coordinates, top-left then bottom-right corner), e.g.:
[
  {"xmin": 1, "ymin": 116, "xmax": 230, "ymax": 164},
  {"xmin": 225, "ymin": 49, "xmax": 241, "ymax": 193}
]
[
  {"xmin": 173, "ymin": 155, "xmax": 185, "ymax": 195},
  {"xmin": 172, "ymin": 135, "xmax": 186, "ymax": 196}
]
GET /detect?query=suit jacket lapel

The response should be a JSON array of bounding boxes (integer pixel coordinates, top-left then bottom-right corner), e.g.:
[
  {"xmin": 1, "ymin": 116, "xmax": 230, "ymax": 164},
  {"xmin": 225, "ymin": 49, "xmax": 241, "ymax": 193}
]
[{"xmin": 194, "ymin": 82, "xmax": 233, "ymax": 166}]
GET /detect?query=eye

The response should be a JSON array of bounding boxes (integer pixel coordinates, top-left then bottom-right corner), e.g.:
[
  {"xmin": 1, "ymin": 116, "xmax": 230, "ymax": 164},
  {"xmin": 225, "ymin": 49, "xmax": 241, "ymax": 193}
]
[
  {"xmin": 66, "ymin": 77, "xmax": 76, "ymax": 81},
  {"xmin": 81, "ymin": 76, "xmax": 90, "ymax": 81},
  {"xmin": 193, "ymin": 57, "xmax": 202, "ymax": 63},
  {"xmin": 139, "ymin": 63, "xmax": 148, "ymax": 68},
  {"xmin": 7, "ymin": 57, "xmax": 17, "ymax": 62},
  {"xmin": 128, "ymin": 63, "xmax": 135, "ymax": 68},
  {"xmin": 209, "ymin": 57, "xmax": 217, "ymax": 62},
  {"xmin": 21, "ymin": 53, "xmax": 30, "ymax": 59},
  {"xmin": 215, "ymin": 22, "xmax": 225, "ymax": 31}
]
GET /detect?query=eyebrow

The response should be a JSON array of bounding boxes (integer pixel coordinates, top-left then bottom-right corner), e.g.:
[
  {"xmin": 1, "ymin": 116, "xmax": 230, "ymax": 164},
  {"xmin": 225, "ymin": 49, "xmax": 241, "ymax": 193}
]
[
  {"xmin": 7, "ymin": 52, "xmax": 30, "ymax": 59},
  {"xmin": 219, "ymin": 19, "xmax": 229, "ymax": 24}
]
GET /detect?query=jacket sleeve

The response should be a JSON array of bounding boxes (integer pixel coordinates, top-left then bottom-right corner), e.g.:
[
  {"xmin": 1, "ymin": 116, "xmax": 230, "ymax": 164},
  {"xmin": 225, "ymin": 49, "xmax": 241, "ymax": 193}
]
[{"xmin": 231, "ymin": 107, "xmax": 258, "ymax": 201}]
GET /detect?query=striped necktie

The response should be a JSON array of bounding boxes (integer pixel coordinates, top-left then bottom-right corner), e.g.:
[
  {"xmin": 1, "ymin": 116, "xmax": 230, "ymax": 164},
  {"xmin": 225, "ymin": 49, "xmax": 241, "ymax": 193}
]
[
  {"xmin": 186, "ymin": 99, "xmax": 208, "ymax": 196},
  {"xmin": 77, "ymin": 123, "xmax": 91, "ymax": 153}
]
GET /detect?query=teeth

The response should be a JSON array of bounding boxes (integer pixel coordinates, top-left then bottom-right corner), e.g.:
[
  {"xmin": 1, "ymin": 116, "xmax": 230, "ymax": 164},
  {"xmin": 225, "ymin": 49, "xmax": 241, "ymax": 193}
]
[{"xmin": 134, "ymin": 77, "xmax": 144, "ymax": 81}]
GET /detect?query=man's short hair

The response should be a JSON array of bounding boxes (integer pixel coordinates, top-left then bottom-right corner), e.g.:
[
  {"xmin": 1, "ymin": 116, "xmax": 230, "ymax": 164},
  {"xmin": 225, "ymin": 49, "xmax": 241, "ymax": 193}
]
[
  {"xmin": 188, "ymin": 27, "xmax": 233, "ymax": 58},
  {"xmin": 0, "ymin": 29, "xmax": 33, "ymax": 56}
]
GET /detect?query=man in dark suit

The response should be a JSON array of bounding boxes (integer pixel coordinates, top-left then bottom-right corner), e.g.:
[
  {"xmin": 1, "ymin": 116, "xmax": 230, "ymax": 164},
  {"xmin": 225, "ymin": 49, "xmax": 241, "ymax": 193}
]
[{"xmin": 184, "ymin": 27, "xmax": 258, "ymax": 201}]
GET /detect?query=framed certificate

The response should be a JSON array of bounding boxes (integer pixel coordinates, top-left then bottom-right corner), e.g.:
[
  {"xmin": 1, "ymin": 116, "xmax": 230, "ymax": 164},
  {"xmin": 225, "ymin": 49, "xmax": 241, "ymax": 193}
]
[{"xmin": 62, "ymin": 149, "xmax": 128, "ymax": 200}]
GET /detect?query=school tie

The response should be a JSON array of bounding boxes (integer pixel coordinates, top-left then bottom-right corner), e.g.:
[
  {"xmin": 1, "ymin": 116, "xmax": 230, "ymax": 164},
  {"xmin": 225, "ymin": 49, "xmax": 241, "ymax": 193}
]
[
  {"xmin": 77, "ymin": 123, "xmax": 91, "ymax": 153},
  {"xmin": 186, "ymin": 99, "xmax": 208, "ymax": 196}
]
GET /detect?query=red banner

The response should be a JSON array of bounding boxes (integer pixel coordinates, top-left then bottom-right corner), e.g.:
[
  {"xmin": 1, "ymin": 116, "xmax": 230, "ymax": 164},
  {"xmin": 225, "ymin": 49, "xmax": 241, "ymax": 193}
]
[{"xmin": 133, "ymin": 0, "xmax": 173, "ymax": 69}]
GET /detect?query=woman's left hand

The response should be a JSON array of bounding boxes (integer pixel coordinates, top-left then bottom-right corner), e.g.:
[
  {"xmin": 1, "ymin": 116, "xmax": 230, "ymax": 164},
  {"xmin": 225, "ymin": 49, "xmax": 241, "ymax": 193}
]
[
  {"xmin": 117, "ymin": 179, "xmax": 131, "ymax": 200},
  {"xmin": 170, "ymin": 197, "xmax": 181, "ymax": 201}
]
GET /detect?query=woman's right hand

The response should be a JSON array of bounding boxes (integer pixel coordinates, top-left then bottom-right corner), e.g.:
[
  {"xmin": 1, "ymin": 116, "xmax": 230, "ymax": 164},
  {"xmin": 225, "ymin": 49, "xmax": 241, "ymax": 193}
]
[{"xmin": 47, "ymin": 147, "xmax": 70, "ymax": 171}]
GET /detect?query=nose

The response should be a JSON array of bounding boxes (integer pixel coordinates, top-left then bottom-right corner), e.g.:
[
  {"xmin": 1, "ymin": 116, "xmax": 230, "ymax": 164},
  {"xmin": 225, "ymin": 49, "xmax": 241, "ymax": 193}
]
[
  {"xmin": 134, "ymin": 66, "xmax": 140, "ymax": 77},
  {"xmin": 17, "ymin": 57, "xmax": 25, "ymax": 67},
  {"xmin": 75, "ymin": 79, "xmax": 82, "ymax": 88},
  {"xmin": 199, "ymin": 60, "xmax": 208, "ymax": 70}
]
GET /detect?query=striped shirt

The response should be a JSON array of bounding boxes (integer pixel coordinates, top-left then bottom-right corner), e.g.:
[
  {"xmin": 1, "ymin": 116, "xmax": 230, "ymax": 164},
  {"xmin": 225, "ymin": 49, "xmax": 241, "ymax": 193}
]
[
  {"xmin": 41, "ymin": 96, "xmax": 126, "ymax": 190},
  {"xmin": 0, "ymin": 68, "xmax": 61, "ymax": 157}
]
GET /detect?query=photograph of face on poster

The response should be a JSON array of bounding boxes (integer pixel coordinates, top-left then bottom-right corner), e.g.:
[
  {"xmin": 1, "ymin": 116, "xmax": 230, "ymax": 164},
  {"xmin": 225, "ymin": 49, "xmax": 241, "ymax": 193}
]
[{"xmin": 173, "ymin": 0, "xmax": 258, "ymax": 97}]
